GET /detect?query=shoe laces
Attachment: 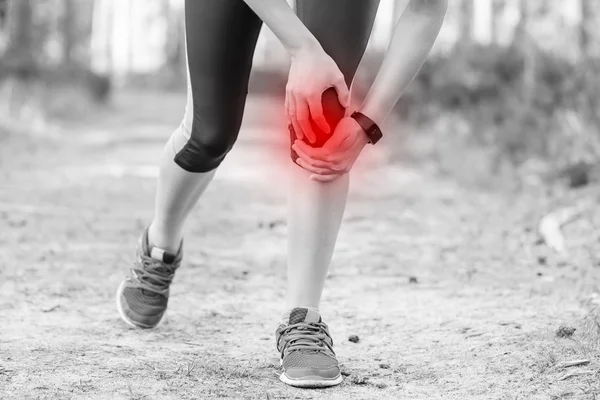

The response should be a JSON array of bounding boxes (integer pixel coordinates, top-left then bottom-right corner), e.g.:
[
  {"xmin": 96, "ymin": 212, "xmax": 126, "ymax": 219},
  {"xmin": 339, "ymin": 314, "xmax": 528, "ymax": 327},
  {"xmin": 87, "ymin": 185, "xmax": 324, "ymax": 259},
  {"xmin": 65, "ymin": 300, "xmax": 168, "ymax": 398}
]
[
  {"xmin": 131, "ymin": 254, "xmax": 178, "ymax": 295},
  {"xmin": 278, "ymin": 321, "xmax": 335, "ymax": 358}
]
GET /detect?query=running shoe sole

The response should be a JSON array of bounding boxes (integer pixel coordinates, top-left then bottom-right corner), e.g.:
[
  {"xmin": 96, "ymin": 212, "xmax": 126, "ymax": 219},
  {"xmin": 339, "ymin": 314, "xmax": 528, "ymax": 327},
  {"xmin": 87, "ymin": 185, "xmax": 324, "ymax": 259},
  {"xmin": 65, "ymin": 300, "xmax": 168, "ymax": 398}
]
[
  {"xmin": 279, "ymin": 372, "xmax": 343, "ymax": 388},
  {"xmin": 278, "ymin": 360, "xmax": 343, "ymax": 388}
]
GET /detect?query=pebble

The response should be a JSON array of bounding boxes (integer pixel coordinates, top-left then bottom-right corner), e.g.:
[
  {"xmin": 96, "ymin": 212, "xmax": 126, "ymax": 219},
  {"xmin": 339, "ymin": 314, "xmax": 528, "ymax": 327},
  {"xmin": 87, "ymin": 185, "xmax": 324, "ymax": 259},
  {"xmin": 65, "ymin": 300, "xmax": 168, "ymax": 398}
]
[{"xmin": 556, "ymin": 325, "xmax": 576, "ymax": 338}]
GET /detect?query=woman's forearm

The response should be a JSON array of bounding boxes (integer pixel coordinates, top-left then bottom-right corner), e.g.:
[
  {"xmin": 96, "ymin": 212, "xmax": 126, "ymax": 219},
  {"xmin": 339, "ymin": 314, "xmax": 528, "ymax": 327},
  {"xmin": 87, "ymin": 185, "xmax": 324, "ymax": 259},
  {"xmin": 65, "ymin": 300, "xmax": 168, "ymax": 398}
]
[
  {"xmin": 242, "ymin": 0, "xmax": 320, "ymax": 55},
  {"xmin": 359, "ymin": 0, "xmax": 447, "ymax": 126}
]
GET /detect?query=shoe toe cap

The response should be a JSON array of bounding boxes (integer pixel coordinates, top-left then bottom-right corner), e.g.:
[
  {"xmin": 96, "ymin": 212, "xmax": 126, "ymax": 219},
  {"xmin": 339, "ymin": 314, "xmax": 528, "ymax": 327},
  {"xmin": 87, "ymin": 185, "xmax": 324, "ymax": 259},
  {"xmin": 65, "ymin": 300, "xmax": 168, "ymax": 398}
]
[
  {"xmin": 123, "ymin": 307, "xmax": 164, "ymax": 329},
  {"xmin": 117, "ymin": 286, "xmax": 165, "ymax": 329},
  {"xmin": 284, "ymin": 366, "xmax": 341, "ymax": 380}
]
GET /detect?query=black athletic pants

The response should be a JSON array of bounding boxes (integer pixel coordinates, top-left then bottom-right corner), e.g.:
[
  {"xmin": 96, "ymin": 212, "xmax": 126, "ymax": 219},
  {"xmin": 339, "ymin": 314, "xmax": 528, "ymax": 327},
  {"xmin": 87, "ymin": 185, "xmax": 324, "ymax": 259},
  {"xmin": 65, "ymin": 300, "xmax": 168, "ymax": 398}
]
[{"xmin": 174, "ymin": 0, "xmax": 380, "ymax": 173}]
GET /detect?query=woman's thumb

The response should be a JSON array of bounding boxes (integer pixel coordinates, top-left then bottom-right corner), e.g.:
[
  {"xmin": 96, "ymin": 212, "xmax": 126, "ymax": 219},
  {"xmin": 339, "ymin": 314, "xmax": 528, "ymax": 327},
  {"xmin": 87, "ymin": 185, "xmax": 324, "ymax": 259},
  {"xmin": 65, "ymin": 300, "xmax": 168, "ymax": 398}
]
[{"xmin": 334, "ymin": 79, "xmax": 350, "ymax": 108}]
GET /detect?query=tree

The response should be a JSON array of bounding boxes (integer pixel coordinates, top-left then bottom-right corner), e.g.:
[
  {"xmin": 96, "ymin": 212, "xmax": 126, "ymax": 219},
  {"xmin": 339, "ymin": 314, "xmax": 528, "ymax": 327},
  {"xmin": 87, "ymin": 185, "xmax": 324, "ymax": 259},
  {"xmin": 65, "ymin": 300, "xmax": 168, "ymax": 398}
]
[
  {"xmin": 512, "ymin": 0, "xmax": 528, "ymax": 45},
  {"xmin": 513, "ymin": 0, "xmax": 535, "ymax": 107},
  {"xmin": 163, "ymin": 0, "xmax": 185, "ymax": 81},
  {"xmin": 4, "ymin": 0, "xmax": 36, "ymax": 79},
  {"xmin": 61, "ymin": 0, "xmax": 76, "ymax": 66},
  {"xmin": 0, "ymin": 0, "xmax": 8, "ymax": 31},
  {"xmin": 580, "ymin": 0, "xmax": 592, "ymax": 60},
  {"xmin": 90, "ymin": 0, "xmax": 114, "ymax": 75},
  {"xmin": 459, "ymin": 0, "xmax": 474, "ymax": 45},
  {"xmin": 491, "ymin": 0, "xmax": 504, "ymax": 44}
]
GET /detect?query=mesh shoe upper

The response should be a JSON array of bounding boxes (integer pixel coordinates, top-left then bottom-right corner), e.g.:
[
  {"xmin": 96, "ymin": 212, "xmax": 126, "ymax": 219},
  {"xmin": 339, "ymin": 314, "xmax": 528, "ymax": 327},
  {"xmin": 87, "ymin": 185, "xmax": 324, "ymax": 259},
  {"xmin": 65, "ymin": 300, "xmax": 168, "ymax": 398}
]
[
  {"xmin": 281, "ymin": 348, "xmax": 338, "ymax": 370},
  {"xmin": 276, "ymin": 308, "xmax": 339, "ymax": 374},
  {"xmin": 128, "ymin": 241, "xmax": 181, "ymax": 296},
  {"xmin": 118, "ymin": 228, "xmax": 182, "ymax": 328}
]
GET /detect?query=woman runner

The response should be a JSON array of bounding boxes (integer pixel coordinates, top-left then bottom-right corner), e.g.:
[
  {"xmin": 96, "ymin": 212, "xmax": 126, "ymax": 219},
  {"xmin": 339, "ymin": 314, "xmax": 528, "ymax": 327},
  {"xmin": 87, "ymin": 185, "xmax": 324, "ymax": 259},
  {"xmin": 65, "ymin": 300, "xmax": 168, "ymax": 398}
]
[{"xmin": 116, "ymin": 0, "xmax": 447, "ymax": 388}]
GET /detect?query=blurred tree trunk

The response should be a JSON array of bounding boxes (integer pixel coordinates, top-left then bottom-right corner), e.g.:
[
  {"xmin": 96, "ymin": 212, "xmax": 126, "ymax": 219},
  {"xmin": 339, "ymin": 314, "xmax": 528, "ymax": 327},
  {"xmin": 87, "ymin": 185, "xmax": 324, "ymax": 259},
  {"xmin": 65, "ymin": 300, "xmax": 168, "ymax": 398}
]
[
  {"xmin": 514, "ymin": 0, "xmax": 535, "ymax": 107},
  {"xmin": 0, "ymin": 0, "xmax": 8, "ymax": 31},
  {"xmin": 90, "ymin": 0, "xmax": 113, "ymax": 75},
  {"xmin": 4, "ymin": 0, "xmax": 36, "ymax": 79},
  {"xmin": 61, "ymin": 0, "xmax": 76, "ymax": 66},
  {"xmin": 127, "ymin": 0, "xmax": 134, "ymax": 77},
  {"xmin": 513, "ymin": 0, "xmax": 528, "ymax": 45},
  {"xmin": 459, "ymin": 0, "xmax": 474, "ymax": 46},
  {"xmin": 163, "ymin": 0, "xmax": 185, "ymax": 81},
  {"xmin": 580, "ymin": 0, "xmax": 591, "ymax": 60},
  {"xmin": 491, "ymin": 0, "xmax": 504, "ymax": 44},
  {"xmin": 105, "ymin": 1, "xmax": 114, "ymax": 76}
]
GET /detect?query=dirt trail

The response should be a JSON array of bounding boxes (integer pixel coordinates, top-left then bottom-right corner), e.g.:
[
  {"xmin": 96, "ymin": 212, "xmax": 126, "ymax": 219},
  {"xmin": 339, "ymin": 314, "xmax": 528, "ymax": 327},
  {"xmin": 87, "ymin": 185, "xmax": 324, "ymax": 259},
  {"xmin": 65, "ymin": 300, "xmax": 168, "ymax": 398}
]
[{"xmin": 1, "ymin": 92, "xmax": 598, "ymax": 400}]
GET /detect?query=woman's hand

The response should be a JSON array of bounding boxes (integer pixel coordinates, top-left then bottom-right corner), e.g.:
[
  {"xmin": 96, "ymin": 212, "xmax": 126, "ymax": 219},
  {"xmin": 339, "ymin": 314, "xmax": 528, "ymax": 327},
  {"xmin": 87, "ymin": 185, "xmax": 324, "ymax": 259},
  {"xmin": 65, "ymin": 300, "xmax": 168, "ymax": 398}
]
[
  {"xmin": 286, "ymin": 46, "xmax": 350, "ymax": 144},
  {"xmin": 292, "ymin": 116, "xmax": 369, "ymax": 182}
]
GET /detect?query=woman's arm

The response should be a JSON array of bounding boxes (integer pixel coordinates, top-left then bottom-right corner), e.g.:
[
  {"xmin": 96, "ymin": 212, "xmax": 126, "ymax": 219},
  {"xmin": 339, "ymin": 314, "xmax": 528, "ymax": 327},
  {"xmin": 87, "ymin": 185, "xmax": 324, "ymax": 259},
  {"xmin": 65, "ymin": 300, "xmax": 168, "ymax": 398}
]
[
  {"xmin": 242, "ymin": 0, "xmax": 319, "ymax": 55},
  {"xmin": 359, "ymin": 0, "xmax": 448, "ymax": 127},
  {"xmin": 291, "ymin": 0, "xmax": 448, "ymax": 181},
  {"xmin": 242, "ymin": 0, "xmax": 350, "ymax": 142}
]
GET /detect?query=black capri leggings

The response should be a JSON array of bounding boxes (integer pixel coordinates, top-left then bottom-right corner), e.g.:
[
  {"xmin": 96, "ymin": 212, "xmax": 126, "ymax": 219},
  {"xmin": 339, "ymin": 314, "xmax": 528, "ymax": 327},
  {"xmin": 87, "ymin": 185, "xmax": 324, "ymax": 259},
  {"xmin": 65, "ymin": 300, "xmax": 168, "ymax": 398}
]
[{"xmin": 174, "ymin": 0, "xmax": 380, "ymax": 173}]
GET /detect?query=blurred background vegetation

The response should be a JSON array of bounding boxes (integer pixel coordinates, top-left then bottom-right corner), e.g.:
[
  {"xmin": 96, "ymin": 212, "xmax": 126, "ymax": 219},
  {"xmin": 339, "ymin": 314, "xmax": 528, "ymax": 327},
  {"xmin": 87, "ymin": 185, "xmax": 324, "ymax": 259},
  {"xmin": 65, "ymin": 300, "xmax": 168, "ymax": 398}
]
[{"xmin": 2, "ymin": 0, "xmax": 600, "ymax": 189}]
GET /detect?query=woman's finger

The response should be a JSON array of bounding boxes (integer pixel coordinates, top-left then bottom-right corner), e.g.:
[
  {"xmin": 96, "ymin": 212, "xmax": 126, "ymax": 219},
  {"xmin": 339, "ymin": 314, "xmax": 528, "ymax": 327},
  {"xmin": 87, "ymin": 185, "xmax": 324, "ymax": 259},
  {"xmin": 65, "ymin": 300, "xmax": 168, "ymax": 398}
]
[
  {"xmin": 288, "ymin": 95, "xmax": 304, "ymax": 141},
  {"xmin": 285, "ymin": 93, "xmax": 294, "ymax": 138},
  {"xmin": 293, "ymin": 143, "xmax": 337, "ymax": 169},
  {"xmin": 296, "ymin": 158, "xmax": 340, "ymax": 176},
  {"xmin": 294, "ymin": 139, "xmax": 331, "ymax": 161},
  {"xmin": 296, "ymin": 98, "xmax": 316, "ymax": 144},
  {"xmin": 310, "ymin": 172, "xmax": 344, "ymax": 182},
  {"xmin": 333, "ymin": 77, "xmax": 350, "ymax": 108},
  {"xmin": 296, "ymin": 141, "xmax": 349, "ymax": 173},
  {"xmin": 307, "ymin": 94, "xmax": 330, "ymax": 134}
]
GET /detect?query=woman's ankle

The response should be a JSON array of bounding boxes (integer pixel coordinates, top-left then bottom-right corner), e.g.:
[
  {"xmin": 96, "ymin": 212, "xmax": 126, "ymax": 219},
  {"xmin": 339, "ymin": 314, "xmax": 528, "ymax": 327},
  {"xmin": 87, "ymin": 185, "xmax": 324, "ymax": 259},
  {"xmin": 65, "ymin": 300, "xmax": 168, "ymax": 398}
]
[{"xmin": 147, "ymin": 221, "xmax": 183, "ymax": 253}]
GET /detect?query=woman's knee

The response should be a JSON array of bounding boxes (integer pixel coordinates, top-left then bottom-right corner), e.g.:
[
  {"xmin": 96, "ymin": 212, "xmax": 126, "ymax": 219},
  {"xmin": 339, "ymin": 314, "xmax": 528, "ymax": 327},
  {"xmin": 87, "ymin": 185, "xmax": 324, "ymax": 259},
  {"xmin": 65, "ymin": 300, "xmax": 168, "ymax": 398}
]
[{"xmin": 172, "ymin": 115, "xmax": 241, "ymax": 173}]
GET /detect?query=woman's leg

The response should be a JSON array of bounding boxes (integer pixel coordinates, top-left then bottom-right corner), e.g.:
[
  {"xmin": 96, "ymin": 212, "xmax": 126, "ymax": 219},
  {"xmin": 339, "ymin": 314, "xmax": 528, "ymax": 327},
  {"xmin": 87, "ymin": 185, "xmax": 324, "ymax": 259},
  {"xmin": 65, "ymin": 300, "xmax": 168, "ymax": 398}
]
[
  {"xmin": 117, "ymin": 0, "xmax": 262, "ymax": 329},
  {"xmin": 285, "ymin": 0, "xmax": 380, "ymax": 314},
  {"xmin": 148, "ymin": 99, "xmax": 215, "ymax": 253},
  {"xmin": 276, "ymin": 1, "xmax": 380, "ymax": 388},
  {"xmin": 149, "ymin": 0, "xmax": 263, "ymax": 252}
]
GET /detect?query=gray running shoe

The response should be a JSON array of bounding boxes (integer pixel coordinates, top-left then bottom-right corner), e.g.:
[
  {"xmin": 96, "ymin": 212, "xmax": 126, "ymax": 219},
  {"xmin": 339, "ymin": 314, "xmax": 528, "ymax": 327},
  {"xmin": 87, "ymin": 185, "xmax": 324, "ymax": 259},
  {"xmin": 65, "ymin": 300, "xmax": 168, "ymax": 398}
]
[
  {"xmin": 276, "ymin": 307, "xmax": 343, "ymax": 388},
  {"xmin": 116, "ymin": 227, "xmax": 182, "ymax": 329}
]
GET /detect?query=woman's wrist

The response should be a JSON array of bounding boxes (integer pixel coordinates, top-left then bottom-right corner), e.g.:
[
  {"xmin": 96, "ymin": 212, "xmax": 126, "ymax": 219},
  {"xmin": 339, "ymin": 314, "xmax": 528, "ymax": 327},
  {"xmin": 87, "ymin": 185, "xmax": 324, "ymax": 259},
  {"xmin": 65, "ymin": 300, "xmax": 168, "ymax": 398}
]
[
  {"xmin": 241, "ymin": 0, "xmax": 321, "ymax": 60},
  {"xmin": 357, "ymin": 101, "xmax": 386, "ymax": 129},
  {"xmin": 286, "ymin": 36, "xmax": 321, "ymax": 58}
]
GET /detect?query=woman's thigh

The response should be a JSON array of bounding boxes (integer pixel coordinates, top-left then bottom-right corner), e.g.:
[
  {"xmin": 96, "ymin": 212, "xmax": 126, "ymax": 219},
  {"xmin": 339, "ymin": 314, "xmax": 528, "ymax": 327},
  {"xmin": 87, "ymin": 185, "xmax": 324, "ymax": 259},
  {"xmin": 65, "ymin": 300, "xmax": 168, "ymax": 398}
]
[
  {"xmin": 175, "ymin": 0, "xmax": 263, "ymax": 173},
  {"xmin": 296, "ymin": 0, "xmax": 380, "ymax": 86}
]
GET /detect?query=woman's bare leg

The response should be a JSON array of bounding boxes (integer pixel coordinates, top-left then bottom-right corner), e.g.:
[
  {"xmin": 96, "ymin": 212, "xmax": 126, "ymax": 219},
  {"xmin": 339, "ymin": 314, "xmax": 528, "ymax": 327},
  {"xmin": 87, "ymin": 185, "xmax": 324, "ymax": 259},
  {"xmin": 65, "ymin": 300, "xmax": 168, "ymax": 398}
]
[{"xmin": 285, "ymin": 0, "xmax": 380, "ymax": 315}]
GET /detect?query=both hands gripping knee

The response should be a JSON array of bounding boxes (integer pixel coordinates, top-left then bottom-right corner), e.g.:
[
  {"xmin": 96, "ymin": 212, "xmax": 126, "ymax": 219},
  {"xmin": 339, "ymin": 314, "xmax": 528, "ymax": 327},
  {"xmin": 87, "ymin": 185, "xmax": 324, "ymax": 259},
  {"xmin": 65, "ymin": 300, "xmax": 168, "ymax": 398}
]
[{"xmin": 289, "ymin": 87, "xmax": 346, "ymax": 163}]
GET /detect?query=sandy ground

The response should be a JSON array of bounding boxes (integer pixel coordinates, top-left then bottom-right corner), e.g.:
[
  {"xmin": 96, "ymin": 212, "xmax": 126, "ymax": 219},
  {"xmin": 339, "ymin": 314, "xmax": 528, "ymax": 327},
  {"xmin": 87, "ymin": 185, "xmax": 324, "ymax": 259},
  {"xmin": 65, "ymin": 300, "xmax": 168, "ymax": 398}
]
[{"xmin": 1, "ymin": 91, "xmax": 599, "ymax": 400}]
